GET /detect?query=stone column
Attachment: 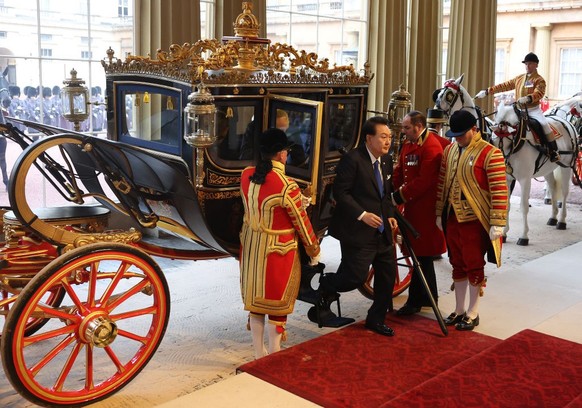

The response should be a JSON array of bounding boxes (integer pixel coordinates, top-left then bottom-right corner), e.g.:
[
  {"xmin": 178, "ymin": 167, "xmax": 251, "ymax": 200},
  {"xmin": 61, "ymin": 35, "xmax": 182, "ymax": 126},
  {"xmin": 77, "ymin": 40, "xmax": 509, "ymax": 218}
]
[
  {"xmin": 409, "ymin": 0, "xmax": 441, "ymax": 113},
  {"xmin": 135, "ymin": 0, "xmax": 201, "ymax": 57},
  {"xmin": 534, "ymin": 24, "xmax": 552, "ymax": 78},
  {"xmin": 447, "ymin": 0, "xmax": 497, "ymax": 112},
  {"xmin": 368, "ymin": 0, "xmax": 407, "ymax": 113}
]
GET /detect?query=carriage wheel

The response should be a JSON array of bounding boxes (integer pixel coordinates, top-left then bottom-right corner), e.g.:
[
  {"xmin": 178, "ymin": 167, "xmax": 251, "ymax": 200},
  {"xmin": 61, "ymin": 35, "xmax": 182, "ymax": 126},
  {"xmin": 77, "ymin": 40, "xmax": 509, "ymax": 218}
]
[
  {"xmin": 357, "ymin": 233, "xmax": 413, "ymax": 300},
  {"xmin": 1, "ymin": 243, "xmax": 170, "ymax": 407},
  {"xmin": 2, "ymin": 286, "xmax": 66, "ymax": 338}
]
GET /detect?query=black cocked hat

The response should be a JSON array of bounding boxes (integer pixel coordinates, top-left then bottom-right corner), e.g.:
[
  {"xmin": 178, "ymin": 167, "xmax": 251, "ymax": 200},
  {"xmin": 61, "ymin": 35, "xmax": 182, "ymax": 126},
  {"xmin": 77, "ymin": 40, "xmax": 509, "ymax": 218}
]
[
  {"xmin": 259, "ymin": 128, "xmax": 294, "ymax": 155},
  {"xmin": 427, "ymin": 108, "xmax": 447, "ymax": 124}
]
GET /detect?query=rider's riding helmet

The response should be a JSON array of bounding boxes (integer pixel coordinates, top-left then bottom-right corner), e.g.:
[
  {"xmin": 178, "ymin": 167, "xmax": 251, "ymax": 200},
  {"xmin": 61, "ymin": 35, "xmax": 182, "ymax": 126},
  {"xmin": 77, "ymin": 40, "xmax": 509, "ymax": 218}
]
[
  {"xmin": 522, "ymin": 52, "xmax": 539, "ymax": 64},
  {"xmin": 445, "ymin": 110, "xmax": 476, "ymax": 138}
]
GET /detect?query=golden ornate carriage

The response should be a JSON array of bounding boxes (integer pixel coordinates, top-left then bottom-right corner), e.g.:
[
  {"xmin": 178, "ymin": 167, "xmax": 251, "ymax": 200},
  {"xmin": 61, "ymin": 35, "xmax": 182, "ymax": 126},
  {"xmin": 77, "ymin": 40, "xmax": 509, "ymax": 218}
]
[{"xmin": 0, "ymin": 4, "xmax": 412, "ymax": 406}]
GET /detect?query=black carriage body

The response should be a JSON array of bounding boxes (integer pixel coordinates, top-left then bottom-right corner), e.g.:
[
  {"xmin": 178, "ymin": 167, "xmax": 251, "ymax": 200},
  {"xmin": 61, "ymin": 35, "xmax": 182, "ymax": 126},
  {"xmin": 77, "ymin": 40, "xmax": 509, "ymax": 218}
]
[{"xmin": 103, "ymin": 48, "xmax": 371, "ymax": 257}]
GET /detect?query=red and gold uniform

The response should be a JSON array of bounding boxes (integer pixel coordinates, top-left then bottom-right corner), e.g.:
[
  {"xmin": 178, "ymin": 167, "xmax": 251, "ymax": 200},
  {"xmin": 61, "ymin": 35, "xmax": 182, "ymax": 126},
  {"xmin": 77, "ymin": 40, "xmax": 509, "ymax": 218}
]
[
  {"xmin": 487, "ymin": 71, "xmax": 545, "ymax": 109},
  {"xmin": 436, "ymin": 131, "xmax": 508, "ymax": 285},
  {"xmin": 239, "ymin": 160, "xmax": 319, "ymax": 321},
  {"xmin": 393, "ymin": 129, "xmax": 446, "ymax": 257}
]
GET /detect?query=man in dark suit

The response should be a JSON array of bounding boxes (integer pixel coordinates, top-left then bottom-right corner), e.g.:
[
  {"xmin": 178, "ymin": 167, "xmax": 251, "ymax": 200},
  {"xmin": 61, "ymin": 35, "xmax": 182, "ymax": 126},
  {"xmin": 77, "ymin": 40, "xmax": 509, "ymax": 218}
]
[{"xmin": 308, "ymin": 116, "xmax": 398, "ymax": 336}]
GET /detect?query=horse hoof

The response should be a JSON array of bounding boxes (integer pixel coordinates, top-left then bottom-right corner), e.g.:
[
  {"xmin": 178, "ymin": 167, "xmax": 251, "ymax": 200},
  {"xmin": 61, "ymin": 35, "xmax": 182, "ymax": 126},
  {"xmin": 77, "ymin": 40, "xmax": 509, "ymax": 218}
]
[
  {"xmin": 557, "ymin": 222, "xmax": 566, "ymax": 230},
  {"xmin": 544, "ymin": 198, "xmax": 552, "ymax": 205},
  {"xmin": 547, "ymin": 218, "xmax": 558, "ymax": 226},
  {"xmin": 517, "ymin": 238, "xmax": 529, "ymax": 246}
]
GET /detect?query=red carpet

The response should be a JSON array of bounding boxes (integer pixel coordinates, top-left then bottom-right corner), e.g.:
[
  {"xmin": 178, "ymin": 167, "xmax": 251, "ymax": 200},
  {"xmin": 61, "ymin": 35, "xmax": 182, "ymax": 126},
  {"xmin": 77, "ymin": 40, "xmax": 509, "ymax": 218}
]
[
  {"xmin": 382, "ymin": 329, "xmax": 582, "ymax": 408},
  {"xmin": 238, "ymin": 315, "xmax": 501, "ymax": 408}
]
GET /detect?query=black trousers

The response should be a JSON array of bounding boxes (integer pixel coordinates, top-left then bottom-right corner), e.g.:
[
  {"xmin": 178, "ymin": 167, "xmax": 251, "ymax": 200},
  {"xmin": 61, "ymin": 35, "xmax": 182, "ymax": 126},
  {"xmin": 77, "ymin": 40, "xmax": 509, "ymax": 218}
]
[
  {"xmin": 321, "ymin": 232, "xmax": 396, "ymax": 325},
  {"xmin": 405, "ymin": 256, "xmax": 438, "ymax": 307}
]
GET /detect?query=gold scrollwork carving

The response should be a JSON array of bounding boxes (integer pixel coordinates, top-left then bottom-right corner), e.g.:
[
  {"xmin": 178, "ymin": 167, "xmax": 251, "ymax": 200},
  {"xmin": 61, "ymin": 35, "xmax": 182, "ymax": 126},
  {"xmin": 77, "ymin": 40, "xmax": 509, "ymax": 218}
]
[
  {"xmin": 68, "ymin": 229, "xmax": 142, "ymax": 251},
  {"xmin": 197, "ymin": 190, "xmax": 241, "ymax": 201},
  {"xmin": 207, "ymin": 171, "xmax": 241, "ymax": 186}
]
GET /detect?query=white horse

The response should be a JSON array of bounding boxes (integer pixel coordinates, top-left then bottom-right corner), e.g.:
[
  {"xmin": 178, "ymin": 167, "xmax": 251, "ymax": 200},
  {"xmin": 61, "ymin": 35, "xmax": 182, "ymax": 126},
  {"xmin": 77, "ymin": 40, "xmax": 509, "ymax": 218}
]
[
  {"xmin": 433, "ymin": 73, "xmax": 492, "ymax": 134},
  {"xmin": 543, "ymin": 94, "xmax": 582, "ymax": 197},
  {"xmin": 492, "ymin": 102, "xmax": 578, "ymax": 245}
]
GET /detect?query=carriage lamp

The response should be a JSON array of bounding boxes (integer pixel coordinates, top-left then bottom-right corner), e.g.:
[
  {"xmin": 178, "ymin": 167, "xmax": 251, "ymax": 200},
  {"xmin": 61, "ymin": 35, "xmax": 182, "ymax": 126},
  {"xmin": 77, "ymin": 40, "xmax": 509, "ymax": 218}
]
[
  {"xmin": 387, "ymin": 84, "xmax": 412, "ymax": 160},
  {"xmin": 61, "ymin": 68, "xmax": 90, "ymax": 131},
  {"xmin": 183, "ymin": 82, "xmax": 217, "ymax": 148}
]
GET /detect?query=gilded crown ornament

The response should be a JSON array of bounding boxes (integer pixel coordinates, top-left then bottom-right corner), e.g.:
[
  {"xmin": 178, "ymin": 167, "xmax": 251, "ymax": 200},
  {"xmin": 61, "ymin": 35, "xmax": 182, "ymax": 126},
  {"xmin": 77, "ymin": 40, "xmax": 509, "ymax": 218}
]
[{"xmin": 233, "ymin": 2, "xmax": 260, "ymax": 38}]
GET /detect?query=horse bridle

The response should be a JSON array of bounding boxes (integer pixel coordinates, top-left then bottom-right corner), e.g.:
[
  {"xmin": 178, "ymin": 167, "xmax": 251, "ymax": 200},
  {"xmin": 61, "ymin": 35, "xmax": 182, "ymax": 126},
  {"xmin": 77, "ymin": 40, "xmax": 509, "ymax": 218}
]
[{"xmin": 437, "ymin": 80, "xmax": 478, "ymax": 117}]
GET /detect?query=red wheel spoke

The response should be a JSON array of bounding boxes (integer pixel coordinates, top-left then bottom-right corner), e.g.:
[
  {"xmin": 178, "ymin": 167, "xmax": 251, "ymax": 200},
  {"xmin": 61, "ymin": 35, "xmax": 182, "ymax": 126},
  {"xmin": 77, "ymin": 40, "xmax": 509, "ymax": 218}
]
[
  {"xmin": 24, "ymin": 324, "xmax": 76, "ymax": 346},
  {"xmin": 85, "ymin": 345, "xmax": 94, "ymax": 390},
  {"xmin": 116, "ymin": 328, "xmax": 147, "ymax": 344},
  {"xmin": 29, "ymin": 334, "xmax": 76, "ymax": 376},
  {"xmin": 104, "ymin": 345, "xmax": 126, "ymax": 374},
  {"xmin": 61, "ymin": 279, "xmax": 88, "ymax": 315},
  {"xmin": 106, "ymin": 279, "xmax": 149, "ymax": 312},
  {"xmin": 54, "ymin": 341, "xmax": 84, "ymax": 392},
  {"xmin": 111, "ymin": 305, "xmax": 158, "ymax": 321},
  {"xmin": 87, "ymin": 261, "xmax": 99, "ymax": 307},
  {"xmin": 99, "ymin": 262, "xmax": 131, "ymax": 306},
  {"xmin": 35, "ymin": 304, "xmax": 82, "ymax": 322},
  {"xmin": 1, "ymin": 294, "xmax": 17, "ymax": 309}
]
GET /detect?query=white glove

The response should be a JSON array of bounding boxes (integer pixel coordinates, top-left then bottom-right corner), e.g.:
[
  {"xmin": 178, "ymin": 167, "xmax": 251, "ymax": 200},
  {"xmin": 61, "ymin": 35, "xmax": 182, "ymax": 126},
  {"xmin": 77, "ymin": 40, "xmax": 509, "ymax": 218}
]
[
  {"xmin": 489, "ymin": 226, "xmax": 504, "ymax": 240},
  {"xmin": 475, "ymin": 89, "xmax": 488, "ymax": 99},
  {"xmin": 309, "ymin": 252, "xmax": 321, "ymax": 266},
  {"xmin": 517, "ymin": 96, "xmax": 531, "ymax": 105},
  {"xmin": 301, "ymin": 194, "xmax": 312, "ymax": 209},
  {"xmin": 436, "ymin": 216, "xmax": 443, "ymax": 231}
]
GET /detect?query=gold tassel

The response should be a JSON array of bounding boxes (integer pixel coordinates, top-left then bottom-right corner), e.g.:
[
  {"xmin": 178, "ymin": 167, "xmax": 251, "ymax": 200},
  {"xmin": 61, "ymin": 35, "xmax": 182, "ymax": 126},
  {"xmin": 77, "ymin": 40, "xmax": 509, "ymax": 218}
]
[
  {"xmin": 479, "ymin": 277, "xmax": 488, "ymax": 297},
  {"xmin": 143, "ymin": 92, "xmax": 150, "ymax": 103},
  {"xmin": 166, "ymin": 96, "xmax": 174, "ymax": 110},
  {"xmin": 134, "ymin": 94, "xmax": 140, "ymax": 106},
  {"xmin": 226, "ymin": 106, "xmax": 234, "ymax": 118}
]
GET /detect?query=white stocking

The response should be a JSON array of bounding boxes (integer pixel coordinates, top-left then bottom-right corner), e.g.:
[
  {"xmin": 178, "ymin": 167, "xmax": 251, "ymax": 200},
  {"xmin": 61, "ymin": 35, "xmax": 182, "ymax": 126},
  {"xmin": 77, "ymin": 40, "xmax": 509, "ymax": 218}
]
[
  {"xmin": 454, "ymin": 279, "xmax": 469, "ymax": 315},
  {"xmin": 249, "ymin": 313, "xmax": 267, "ymax": 359},
  {"xmin": 267, "ymin": 322, "xmax": 283, "ymax": 354},
  {"xmin": 467, "ymin": 284, "xmax": 481, "ymax": 319}
]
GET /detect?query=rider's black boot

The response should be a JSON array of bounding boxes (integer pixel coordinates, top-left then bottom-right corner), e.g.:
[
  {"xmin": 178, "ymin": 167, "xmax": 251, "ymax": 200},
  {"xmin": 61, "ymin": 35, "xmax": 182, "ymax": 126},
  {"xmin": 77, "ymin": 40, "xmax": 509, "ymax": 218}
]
[{"xmin": 548, "ymin": 140, "xmax": 560, "ymax": 163}]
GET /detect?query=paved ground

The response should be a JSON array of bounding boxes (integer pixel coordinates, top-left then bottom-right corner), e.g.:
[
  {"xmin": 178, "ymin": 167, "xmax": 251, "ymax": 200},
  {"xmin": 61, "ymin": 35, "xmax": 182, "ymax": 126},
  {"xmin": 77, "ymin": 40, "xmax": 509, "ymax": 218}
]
[{"xmin": 1, "ymin": 135, "xmax": 582, "ymax": 407}]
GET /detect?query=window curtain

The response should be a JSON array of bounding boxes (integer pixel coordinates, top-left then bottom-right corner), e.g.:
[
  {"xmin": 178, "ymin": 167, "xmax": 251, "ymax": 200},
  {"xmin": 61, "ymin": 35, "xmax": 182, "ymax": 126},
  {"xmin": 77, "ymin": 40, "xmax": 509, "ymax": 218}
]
[
  {"xmin": 135, "ymin": 0, "xmax": 201, "ymax": 58},
  {"xmin": 447, "ymin": 0, "xmax": 497, "ymax": 112},
  {"xmin": 408, "ymin": 0, "xmax": 440, "ymax": 114},
  {"xmin": 367, "ymin": 0, "xmax": 407, "ymax": 113}
]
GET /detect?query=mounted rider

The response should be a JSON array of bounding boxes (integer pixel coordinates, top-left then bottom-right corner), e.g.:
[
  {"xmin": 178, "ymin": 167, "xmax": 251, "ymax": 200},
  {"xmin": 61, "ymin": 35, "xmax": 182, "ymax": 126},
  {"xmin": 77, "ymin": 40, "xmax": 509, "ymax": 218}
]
[{"xmin": 476, "ymin": 52, "xmax": 560, "ymax": 163}]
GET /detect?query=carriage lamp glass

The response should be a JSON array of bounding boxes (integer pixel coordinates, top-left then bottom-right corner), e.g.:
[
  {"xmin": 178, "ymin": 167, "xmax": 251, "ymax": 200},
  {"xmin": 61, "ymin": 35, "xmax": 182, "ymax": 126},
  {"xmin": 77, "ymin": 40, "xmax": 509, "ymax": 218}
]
[
  {"xmin": 387, "ymin": 84, "xmax": 412, "ymax": 159},
  {"xmin": 184, "ymin": 83, "xmax": 216, "ymax": 148},
  {"xmin": 61, "ymin": 68, "xmax": 89, "ymax": 131}
]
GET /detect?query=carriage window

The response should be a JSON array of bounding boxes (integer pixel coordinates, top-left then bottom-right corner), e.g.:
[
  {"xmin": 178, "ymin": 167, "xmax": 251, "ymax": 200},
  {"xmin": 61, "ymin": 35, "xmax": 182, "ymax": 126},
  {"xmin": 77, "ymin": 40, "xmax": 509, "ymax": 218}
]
[
  {"xmin": 209, "ymin": 100, "xmax": 263, "ymax": 167},
  {"xmin": 274, "ymin": 108, "xmax": 312, "ymax": 169},
  {"xmin": 117, "ymin": 85, "xmax": 183, "ymax": 155},
  {"xmin": 267, "ymin": 95, "xmax": 323, "ymax": 181},
  {"xmin": 327, "ymin": 96, "xmax": 362, "ymax": 155}
]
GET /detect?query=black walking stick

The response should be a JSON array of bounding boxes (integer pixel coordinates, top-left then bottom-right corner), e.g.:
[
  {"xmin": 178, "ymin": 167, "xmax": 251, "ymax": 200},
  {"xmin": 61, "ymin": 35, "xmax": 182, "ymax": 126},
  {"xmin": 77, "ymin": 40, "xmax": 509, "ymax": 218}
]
[{"xmin": 394, "ymin": 209, "xmax": 448, "ymax": 336}]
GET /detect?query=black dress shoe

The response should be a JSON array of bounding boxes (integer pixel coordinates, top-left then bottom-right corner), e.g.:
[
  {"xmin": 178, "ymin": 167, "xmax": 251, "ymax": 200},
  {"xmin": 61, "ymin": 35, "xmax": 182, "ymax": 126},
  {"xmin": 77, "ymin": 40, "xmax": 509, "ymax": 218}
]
[
  {"xmin": 455, "ymin": 315, "xmax": 479, "ymax": 331},
  {"xmin": 396, "ymin": 304, "xmax": 421, "ymax": 316},
  {"xmin": 364, "ymin": 321, "xmax": 395, "ymax": 337},
  {"xmin": 443, "ymin": 312, "xmax": 465, "ymax": 326}
]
